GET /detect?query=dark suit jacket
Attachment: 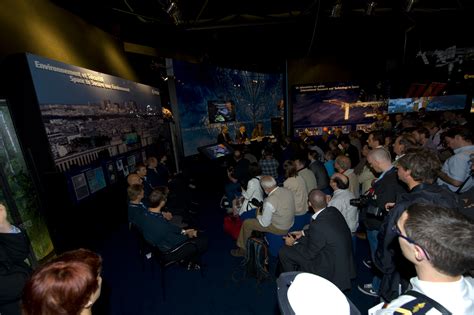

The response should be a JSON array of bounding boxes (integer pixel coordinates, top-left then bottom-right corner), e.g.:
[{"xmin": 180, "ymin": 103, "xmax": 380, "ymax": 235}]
[
  {"xmin": 290, "ymin": 206, "xmax": 356, "ymax": 291},
  {"xmin": 308, "ymin": 160, "xmax": 329, "ymax": 190},
  {"xmin": 362, "ymin": 167, "xmax": 407, "ymax": 230}
]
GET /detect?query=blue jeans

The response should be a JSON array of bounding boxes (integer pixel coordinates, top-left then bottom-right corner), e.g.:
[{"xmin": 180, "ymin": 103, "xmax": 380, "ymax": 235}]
[{"xmin": 367, "ymin": 229, "xmax": 381, "ymax": 291}]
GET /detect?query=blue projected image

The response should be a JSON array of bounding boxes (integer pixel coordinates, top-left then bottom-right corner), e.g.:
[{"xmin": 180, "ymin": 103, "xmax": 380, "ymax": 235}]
[{"xmin": 388, "ymin": 95, "xmax": 467, "ymax": 114}]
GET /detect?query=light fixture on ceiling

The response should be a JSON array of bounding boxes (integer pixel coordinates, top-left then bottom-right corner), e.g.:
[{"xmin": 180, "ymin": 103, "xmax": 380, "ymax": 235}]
[
  {"xmin": 405, "ymin": 0, "xmax": 417, "ymax": 12},
  {"xmin": 330, "ymin": 1, "xmax": 342, "ymax": 18},
  {"xmin": 165, "ymin": 1, "xmax": 182, "ymax": 25},
  {"xmin": 366, "ymin": 1, "xmax": 377, "ymax": 16}
]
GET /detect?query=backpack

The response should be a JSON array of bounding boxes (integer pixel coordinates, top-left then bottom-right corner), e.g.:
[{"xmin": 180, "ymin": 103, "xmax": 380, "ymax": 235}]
[{"xmin": 242, "ymin": 237, "xmax": 270, "ymax": 282}]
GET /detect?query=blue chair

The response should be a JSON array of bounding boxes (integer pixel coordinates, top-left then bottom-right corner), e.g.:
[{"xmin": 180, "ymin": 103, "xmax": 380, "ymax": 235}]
[
  {"xmin": 289, "ymin": 212, "xmax": 312, "ymax": 232},
  {"xmin": 265, "ymin": 232, "xmax": 286, "ymax": 257},
  {"xmin": 239, "ymin": 208, "xmax": 256, "ymax": 221}
]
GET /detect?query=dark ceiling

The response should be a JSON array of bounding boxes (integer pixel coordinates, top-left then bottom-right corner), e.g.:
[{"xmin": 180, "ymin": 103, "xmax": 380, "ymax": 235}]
[{"xmin": 53, "ymin": 0, "xmax": 473, "ymax": 71}]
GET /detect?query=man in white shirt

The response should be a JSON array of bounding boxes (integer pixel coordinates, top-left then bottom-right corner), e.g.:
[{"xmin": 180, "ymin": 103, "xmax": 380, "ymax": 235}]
[
  {"xmin": 335, "ymin": 155, "xmax": 360, "ymax": 198},
  {"xmin": 327, "ymin": 173, "xmax": 358, "ymax": 235},
  {"xmin": 231, "ymin": 176, "xmax": 295, "ymax": 257},
  {"xmin": 437, "ymin": 127, "xmax": 474, "ymax": 193},
  {"xmin": 376, "ymin": 203, "xmax": 474, "ymax": 314}
]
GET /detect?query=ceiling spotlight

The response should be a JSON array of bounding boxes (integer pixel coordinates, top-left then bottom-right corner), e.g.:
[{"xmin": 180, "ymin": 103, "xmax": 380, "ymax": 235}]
[
  {"xmin": 165, "ymin": 1, "xmax": 182, "ymax": 25},
  {"xmin": 330, "ymin": 2, "xmax": 342, "ymax": 18},
  {"xmin": 366, "ymin": 2, "xmax": 377, "ymax": 16},
  {"xmin": 405, "ymin": 0, "xmax": 417, "ymax": 12},
  {"xmin": 166, "ymin": 2, "xmax": 177, "ymax": 15}
]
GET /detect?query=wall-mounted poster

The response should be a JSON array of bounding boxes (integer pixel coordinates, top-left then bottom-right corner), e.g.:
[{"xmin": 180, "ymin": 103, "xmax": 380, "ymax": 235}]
[
  {"xmin": 71, "ymin": 173, "xmax": 89, "ymax": 201},
  {"xmin": 26, "ymin": 53, "xmax": 163, "ymax": 172}
]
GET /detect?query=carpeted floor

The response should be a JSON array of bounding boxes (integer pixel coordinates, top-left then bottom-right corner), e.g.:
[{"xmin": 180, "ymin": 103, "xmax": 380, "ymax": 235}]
[{"xmin": 93, "ymin": 187, "xmax": 380, "ymax": 315}]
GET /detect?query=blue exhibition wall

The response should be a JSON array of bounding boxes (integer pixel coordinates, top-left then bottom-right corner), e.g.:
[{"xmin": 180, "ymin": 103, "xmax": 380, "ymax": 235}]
[{"xmin": 173, "ymin": 60, "xmax": 283, "ymax": 156}]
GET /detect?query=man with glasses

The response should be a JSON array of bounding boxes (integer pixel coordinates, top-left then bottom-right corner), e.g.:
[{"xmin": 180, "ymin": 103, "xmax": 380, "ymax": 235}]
[
  {"xmin": 375, "ymin": 203, "xmax": 474, "ymax": 314},
  {"xmin": 374, "ymin": 148, "xmax": 462, "ymax": 302}
]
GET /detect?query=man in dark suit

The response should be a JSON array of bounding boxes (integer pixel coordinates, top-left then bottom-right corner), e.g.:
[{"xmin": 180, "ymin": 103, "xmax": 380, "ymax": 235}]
[
  {"xmin": 358, "ymin": 148, "xmax": 407, "ymax": 297},
  {"xmin": 278, "ymin": 190, "xmax": 356, "ymax": 291}
]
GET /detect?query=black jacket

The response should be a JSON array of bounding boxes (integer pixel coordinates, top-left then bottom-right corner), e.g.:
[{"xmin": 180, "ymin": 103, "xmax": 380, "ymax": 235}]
[
  {"xmin": 308, "ymin": 160, "xmax": 329, "ymax": 190},
  {"xmin": 0, "ymin": 230, "xmax": 32, "ymax": 304},
  {"xmin": 374, "ymin": 183, "xmax": 462, "ymax": 301},
  {"xmin": 361, "ymin": 167, "xmax": 407, "ymax": 231},
  {"xmin": 284, "ymin": 207, "xmax": 356, "ymax": 291}
]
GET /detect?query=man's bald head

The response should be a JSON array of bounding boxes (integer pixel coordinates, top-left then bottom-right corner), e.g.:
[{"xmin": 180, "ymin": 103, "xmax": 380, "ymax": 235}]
[
  {"xmin": 308, "ymin": 189, "xmax": 327, "ymax": 211},
  {"xmin": 330, "ymin": 173, "xmax": 349, "ymax": 190},
  {"xmin": 127, "ymin": 174, "xmax": 142, "ymax": 186},
  {"xmin": 367, "ymin": 147, "xmax": 391, "ymax": 163},
  {"xmin": 260, "ymin": 175, "xmax": 277, "ymax": 192}
]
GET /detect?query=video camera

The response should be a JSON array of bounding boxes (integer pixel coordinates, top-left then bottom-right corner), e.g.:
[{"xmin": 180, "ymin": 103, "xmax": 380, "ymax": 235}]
[
  {"xmin": 350, "ymin": 195, "xmax": 384, "ymax": 218},
  {"xmin": 349, "ymin": 195, "xmax": 372, "ymax": 208}
]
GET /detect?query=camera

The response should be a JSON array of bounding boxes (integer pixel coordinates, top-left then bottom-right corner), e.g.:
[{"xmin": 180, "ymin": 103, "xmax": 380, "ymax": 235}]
[
  {"xmin": 250, "ymin": 198, "xmax": 263, "ymax": 208},
  {"xmin": 350, "ymin": 195, "xmax": 372, "ymax": 208}
]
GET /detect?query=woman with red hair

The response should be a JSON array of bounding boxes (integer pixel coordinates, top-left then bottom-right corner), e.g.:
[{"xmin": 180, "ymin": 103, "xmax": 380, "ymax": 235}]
[{"xmin": 22, "ymin": 248, "xmax": 102, "ymax": 315}]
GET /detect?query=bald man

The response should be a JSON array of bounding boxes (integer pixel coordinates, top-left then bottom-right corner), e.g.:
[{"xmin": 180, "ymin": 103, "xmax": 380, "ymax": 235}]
[
  {"xmin": 279, "ymin": 189, "xmax": 355, "ymax": 292},
  {"xmin": 335, "ymin": 155, "xmax": 359, "ymax": 198},
  {"xmin": 328, "ymin": 173, "xmax": 359, "ymax": 235}
]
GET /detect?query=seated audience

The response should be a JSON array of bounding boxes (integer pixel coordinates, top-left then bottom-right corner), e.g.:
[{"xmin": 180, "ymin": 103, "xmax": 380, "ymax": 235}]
[
  {"xmin": 335, "ymin": 155, "xmax": 359, "ymax": 198},
  {"xmin": 155, "ymin": 153, "xmax": 171, "ymax": 186},
  {"xmin": 327, "ymin": 173, "xmax": 359, "ymax": 237},
  {"xmin": 145, "ymin": 156, "xmax": 161, "ymax": 188},
  {"xmin": 233, "ymin": 163, "xmax": 263, "ymax": 216},
  {"xmin": 308, "ymin": 149, "xmax": 330, "ymax": 190},
  {"xmin": 376, "ymin": 204, "xmax": 474, "ymax": 314},
  {"xmin": 22, "ymin": 248, "xmax": 102, "ymax": 315},
  {"xmin": 230, "ymin": 176, "xmax": 295, "ymax": 257},
  {"xmin": 0, "ymin": 203, "xmax": 32, "ymax": 315},
  {"xmin": 137, "ymin": 189, "xmax": 207, "ymax": 268},
  {"xmin": 127, "ymin": 173, "xmax": 142, "ymax": 186},
  {"xmin": 437, "ymin": 126, "xmax": 474, "ymax": 193},
  {"xmin": 224, "ymin": 149, "xmax": 250, "ymax": 207},
  {"xmin": 135, "ymin": 163, "xmax": 154, "ymax": 198},
  {"xmin": 279, "ymin": 190, "xmax": 355, "ymax": 292},
  {"xmin": 294, "ymin": 157, "xmax": 317, "ymax": 193},
  {"xmin": 283, "ymin": 160, "xmax": 309, "ymax": 216},
  {"xmin": 259, "ymin": 147, "xmax": 279, "ymax": 180},
  {"xmin": 127, "ymin": 184, "xmax": 147, "ymax": 226}
]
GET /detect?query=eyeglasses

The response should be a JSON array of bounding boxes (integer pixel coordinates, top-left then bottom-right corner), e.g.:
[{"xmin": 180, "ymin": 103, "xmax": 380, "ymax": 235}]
[{"xmin": 392, "ymin": 224, "xmax": 431, "ymax": 261}]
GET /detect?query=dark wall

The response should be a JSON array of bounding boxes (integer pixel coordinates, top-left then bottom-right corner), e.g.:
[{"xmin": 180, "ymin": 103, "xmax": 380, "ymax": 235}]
[{"xmin": 0, "ymin": 0, "xmax": 136, "ymax": 81}]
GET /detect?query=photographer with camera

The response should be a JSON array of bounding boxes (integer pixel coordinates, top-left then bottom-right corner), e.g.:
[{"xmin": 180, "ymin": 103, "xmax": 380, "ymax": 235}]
[{"xmin": 357, "ymin": 148, "xmax": 407, "ymax": 297}]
